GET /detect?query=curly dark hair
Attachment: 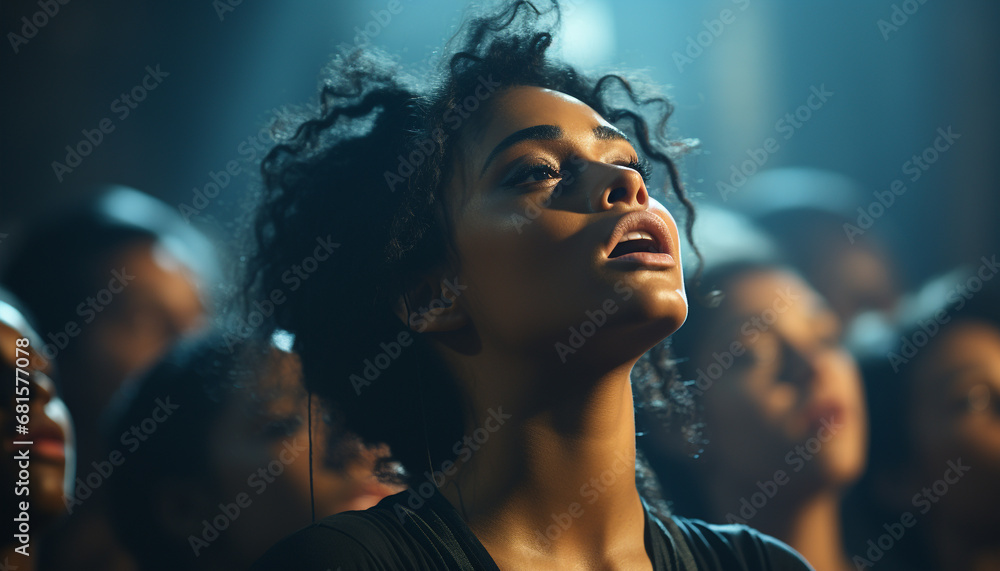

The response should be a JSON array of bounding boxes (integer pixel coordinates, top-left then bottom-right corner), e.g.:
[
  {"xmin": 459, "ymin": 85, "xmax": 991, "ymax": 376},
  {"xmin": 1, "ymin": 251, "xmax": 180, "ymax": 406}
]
[{"xmin": 243, "ymin": 0, "xmax": 701, "ymax": 487}]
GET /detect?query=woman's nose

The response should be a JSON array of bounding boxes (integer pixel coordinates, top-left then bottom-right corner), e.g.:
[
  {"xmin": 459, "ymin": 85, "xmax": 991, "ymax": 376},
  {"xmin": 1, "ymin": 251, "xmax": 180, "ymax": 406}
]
[
  {"xmin": 781, "ymin": 342, "xmax": 821, "ymax": 393},
  {"xmin": 589, "ymin": 163, "xmax": 649, "ymax": 212}
]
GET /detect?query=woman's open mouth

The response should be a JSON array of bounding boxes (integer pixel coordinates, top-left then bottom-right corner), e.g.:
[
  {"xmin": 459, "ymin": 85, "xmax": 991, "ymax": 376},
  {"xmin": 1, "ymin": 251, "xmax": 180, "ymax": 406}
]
[{"xmin": 605, "ymin": 211, "xmax": 676, "ymax": 268}]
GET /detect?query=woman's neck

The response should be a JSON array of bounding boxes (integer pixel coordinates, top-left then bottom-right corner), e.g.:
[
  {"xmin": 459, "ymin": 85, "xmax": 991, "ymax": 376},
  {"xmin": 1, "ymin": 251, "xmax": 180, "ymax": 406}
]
[
  {"xmin": 439, "ymin": 360, "xmax": 651, "ymax": 570},
  {"xmin": 777, "ymin": 493, "xmax": 853, "ymax": 571},
  {"xmin": 707, "ymin": 481, "xmax": 851, "ymax": 571}
]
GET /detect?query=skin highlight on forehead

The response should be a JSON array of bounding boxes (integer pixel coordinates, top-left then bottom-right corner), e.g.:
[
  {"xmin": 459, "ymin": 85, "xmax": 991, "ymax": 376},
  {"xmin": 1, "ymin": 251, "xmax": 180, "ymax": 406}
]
[
  {"xmin": 446, "ymin": 85, "xmax": 638, "ymax": 214},
  {"xmin": 473, "ymin": 86, "xmax": 624, "ymax": 169}
]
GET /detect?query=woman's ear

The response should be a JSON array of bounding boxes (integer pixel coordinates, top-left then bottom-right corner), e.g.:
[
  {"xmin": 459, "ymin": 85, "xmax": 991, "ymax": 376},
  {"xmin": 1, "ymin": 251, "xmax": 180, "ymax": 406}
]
[{"xmin": 392, "ymin": 273, "xmax": 469, "ymax": 333}]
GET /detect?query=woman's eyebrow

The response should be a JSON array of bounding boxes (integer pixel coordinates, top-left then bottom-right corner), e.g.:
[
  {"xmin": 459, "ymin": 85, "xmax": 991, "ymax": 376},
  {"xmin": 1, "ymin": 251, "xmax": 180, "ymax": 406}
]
[
  {"xmin": 479, "ymin": 123, "xmax": 633, "ymax": 178},
  {"xmin": 480, "ymin": 124, "xmax": 562, "ymax": 177},
  {"xmin": 939, "ymin": 363, "xmax": 987, "ymax": 389},
  {"xmin": 593, "ymin": 124, "xmax": 629, "ymax": 143}
]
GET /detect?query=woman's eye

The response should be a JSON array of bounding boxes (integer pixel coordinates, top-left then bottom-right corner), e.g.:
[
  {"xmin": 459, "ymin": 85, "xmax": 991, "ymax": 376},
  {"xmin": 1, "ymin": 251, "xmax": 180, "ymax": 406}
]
[
  {"xmin": 259, "ymin": 414, "xmax": 303, "ymax": 438},
  {"xmin": 619, "ymin": 157, "xmax": 652, "ymax": 183},
  {"xmin": 731, "ymin": 348, "xmax": 757, "ymax": 369},
  {"xmin": 506, "ymin": 163, "xmax": 562, "ymax": 187},
  {"xmin": 960, "ymin": 383, "xmax": 995, "ymax": 415}
]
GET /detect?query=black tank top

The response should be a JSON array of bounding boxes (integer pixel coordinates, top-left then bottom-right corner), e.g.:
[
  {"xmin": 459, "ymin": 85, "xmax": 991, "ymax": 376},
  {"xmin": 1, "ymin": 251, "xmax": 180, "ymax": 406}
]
[{"xmin": 251, "ymin": 487, "xmax": 814, "ymax": 570}]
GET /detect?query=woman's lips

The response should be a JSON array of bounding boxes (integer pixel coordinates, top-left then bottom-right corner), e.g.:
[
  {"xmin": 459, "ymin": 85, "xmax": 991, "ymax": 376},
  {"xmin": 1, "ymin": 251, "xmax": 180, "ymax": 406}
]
[
  {"xmin": 803, "ymin": 400, "xmax": 847, "ymax": 436},
  {"xmin": 4, "ymin": 420, "xmax": 68, "ymax": 462},
  {"xmin": 32, "ymin": 436, "xmax": 67, "ymax": 462},
  {"xmin": 605, "ymin": 251, "xmax": 676, "ymax": 268},
  {"xmin": 3, "ymin": 437, "xmax": 65, "ymax": 463},
  {"xmin": 603, "ymin": 210, "xmax": 677, "ymax": 269}
]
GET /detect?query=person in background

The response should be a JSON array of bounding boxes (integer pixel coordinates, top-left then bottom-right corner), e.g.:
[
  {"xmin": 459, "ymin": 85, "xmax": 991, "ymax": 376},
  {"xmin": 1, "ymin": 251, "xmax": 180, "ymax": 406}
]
[
  {"xmin": 847, "ymin": 277, "xmax": 1000, "ymax": 571},
  {"xmin": 0, "ymin": 186, "xmax": 215, "ymax": 571},
  {"xmin": 1, "ymin": 186, "xmax": 213, "ymax": 470},
  {"xmin": 640, "ymin": 260, "xmax": 868, "ymax": 571},
  {"xmin": 755, "ymin": 207, "xmax": 902, "ymax": 335},
  {"xmin": 0, "ymin": 288, "xmax": 74, "ymax": 571},
  {"xmin": 732, "ymin": 167, "xmax": 905, "ymax": 336},
  {"xmin": 104, "ymin": 332, "xmax": 400, "ymax": 571}
]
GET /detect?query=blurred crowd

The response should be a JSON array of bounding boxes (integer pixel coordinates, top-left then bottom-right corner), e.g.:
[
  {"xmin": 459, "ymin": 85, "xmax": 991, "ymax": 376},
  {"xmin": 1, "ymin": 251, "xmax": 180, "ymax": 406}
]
[{"xmin": 1, "ymin": 174, "xmax": 997, "ymax": 571}]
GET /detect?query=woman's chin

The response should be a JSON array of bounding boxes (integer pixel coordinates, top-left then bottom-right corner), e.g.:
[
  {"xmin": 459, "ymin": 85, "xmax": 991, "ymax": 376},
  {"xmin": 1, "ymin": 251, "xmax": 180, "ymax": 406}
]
[
  {"xmin": 619, "ymin": 288, "xmax": 689, "ymax": 338},
  {"xmin": 600, "ymin": 314, "xmax": 689, "ymax": 367}
]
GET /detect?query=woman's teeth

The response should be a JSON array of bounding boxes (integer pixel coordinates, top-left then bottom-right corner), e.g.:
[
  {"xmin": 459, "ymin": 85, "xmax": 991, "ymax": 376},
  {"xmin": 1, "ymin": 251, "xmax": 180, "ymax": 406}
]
[{"xmin": 620, "ymin": 231, "xmax": 655, "ymax": 243}]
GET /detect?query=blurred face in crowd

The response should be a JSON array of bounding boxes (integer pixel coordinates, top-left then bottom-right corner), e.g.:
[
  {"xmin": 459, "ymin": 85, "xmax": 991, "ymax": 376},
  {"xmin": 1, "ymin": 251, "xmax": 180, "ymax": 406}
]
[
  {"xmin": 695, "ymin": 270, "xmax": 867, "ymax": 499},
  {"xmin": 199, "ymin": 350, "xmax": 400, "ymax": 568},
  {"xmin": 1, "ymin": 304, "xmax": 74, "ymax": 530},
  {"xmin": 808, "ymin": 241, "xmax": 899, "ymax": 328},
  {"xmin": 64, "ymin": 239, "xmax": 205, "ymax": 423},
  {"xmin": 908, "ymin": 319, "xmax": 1000, "ymax": 528}
]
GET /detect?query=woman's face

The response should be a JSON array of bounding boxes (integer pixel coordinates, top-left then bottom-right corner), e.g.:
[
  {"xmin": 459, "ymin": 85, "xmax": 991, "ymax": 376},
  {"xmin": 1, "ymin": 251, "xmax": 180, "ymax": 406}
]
[
  {"xmin": 0, "ymin": 315, "xmax": 73, "ymax": 527},
  {"xmin": 697, "ymin": 270, "xmax": 867, "ymax": 494},
  {"xmin": 908, "ymin": 320, "xmax": 1000, "ymax": 525},
  {"xmin": 66, "ymin": 239, "xmax": 205, "ymax": 418},
  {"xmin": 442, "ymin": 86, "xmax": 686, "ymax": 370},
  {"xmin": 204, "ymin": 350, "xmax": 400, "ymax": 567}
]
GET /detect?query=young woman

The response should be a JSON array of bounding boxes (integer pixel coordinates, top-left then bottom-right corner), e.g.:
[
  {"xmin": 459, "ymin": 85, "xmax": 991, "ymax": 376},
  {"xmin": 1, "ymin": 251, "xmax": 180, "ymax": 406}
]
[
  {"xmin": 1, "ymin": 186, "xmax": 211, "ymax": 473},
  {"xmin": 1, "ymin": 186, "xmax": 212, "ymax": 571},
  {"xmin": 849, "ymin": 278, "xmax": 1000, "ymax": 571},
  {"xmin": 247, "ymin": 2, "xmax": 813, "ymax": 569},
  {"xmin": 639, "ymin": 261, "xmax": 868, "ymax": 571},
  {"xmin": 104, "ymin": 334, "xmax": 399, "ymax": 570},
  {"xmin": 0, "ymin": 289, "xmax": 74, "ymax": 571}
]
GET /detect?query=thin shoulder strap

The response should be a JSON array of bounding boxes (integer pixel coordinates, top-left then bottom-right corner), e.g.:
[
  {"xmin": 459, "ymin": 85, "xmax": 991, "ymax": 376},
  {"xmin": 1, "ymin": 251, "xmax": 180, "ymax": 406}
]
[
  {"xmin": 416, "ymin": 501, "xmax": 479, "ymax": 571},
  {"xmin": 425, "ymin": 486, "xmax": 505, "ymax": 570},
  {"xmin": 642, "ymin": 498, "xmax": 699, "ymax": 571},
  {"xmin": 659, "ymin": 513, "xmax": 699, "ymax": 571}
]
